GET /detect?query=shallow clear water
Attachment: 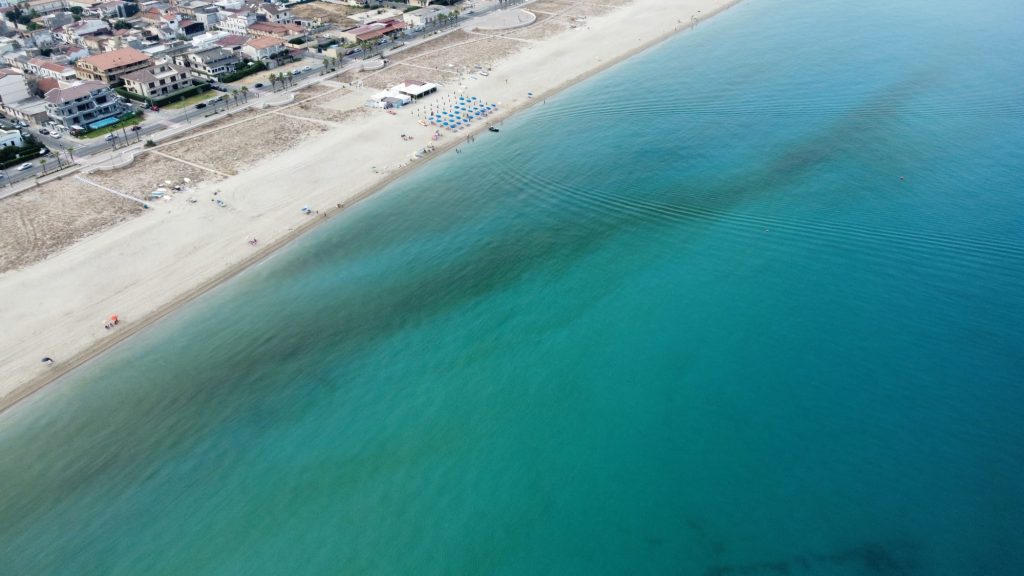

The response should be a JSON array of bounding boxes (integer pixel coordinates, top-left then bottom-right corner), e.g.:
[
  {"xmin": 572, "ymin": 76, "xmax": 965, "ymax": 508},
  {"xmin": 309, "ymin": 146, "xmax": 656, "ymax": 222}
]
[{"xmin": 2, "ymin": 0, "xmax": 1023, "ymax": 574}]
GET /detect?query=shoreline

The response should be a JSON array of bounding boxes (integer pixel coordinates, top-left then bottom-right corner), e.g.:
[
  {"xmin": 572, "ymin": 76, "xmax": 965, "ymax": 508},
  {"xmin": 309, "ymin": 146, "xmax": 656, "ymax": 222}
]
[{"xmin": 0, "ymin": 0, "xmax": 743, "ymax": 416}]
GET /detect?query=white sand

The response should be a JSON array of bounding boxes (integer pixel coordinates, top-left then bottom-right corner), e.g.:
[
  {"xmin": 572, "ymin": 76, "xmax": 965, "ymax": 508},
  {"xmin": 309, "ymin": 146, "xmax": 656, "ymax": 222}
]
[{"xmin": 0, "ymin": 0, "xmax": 740, "ymax": 412}]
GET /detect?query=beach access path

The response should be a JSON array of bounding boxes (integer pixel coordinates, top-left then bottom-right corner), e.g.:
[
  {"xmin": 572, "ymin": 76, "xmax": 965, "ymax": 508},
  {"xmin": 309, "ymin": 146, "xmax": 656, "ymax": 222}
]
[{"xmin": 0, "ymin": 0, "xmax": 742, "ymax": 414}]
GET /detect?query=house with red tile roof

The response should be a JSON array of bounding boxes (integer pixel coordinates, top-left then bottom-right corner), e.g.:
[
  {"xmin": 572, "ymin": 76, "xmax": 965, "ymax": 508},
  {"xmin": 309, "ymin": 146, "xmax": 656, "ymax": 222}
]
[{"xmin": 74, "ymin": 47, "xmax": 152, "ymax": 83}]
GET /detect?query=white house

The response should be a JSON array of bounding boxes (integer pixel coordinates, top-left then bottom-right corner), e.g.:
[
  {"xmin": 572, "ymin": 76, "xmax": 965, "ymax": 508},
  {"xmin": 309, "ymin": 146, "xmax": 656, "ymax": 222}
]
[
  {"xmin": 216, "ymin": 10, "xmax": 257, "ymax": 34},
  {"xmin": 0, "ymin": 127, "xmax": 24, "ymax": 147},
  {"xmin": 0, "ymin": 68, "xmax": 30, "ymax": 104},
  {"xmin": 241, "ymin": 36, "xmax": 285, "ymax": 61},
  {"xmin": 403, "ymin": 5, "xmax": 451, "ymax": 28}
]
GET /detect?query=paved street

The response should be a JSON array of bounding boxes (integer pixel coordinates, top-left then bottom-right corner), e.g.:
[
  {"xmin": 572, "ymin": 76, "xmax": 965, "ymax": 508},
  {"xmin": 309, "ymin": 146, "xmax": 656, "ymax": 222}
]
[{"xmin": 0, "ymin": 0, "xmax": 524, "ymax": 192}]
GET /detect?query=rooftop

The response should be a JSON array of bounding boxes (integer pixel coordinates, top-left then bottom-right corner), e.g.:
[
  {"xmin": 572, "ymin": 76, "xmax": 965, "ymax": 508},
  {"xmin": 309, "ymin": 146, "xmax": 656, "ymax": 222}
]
[
  {"xmin": 245, "ymin": 36, "xmax": 284, "ymax": 49},
  {"xmin": 122, "ymin": 63, "xmax": 189, "ymax": 83},
  {"xmin": 78, "ymin": 47, "xmax": 151, "ymax": 71},
  {"xmin": 43, "ymin": 80, "xmax": 109, "ymax": 104}
]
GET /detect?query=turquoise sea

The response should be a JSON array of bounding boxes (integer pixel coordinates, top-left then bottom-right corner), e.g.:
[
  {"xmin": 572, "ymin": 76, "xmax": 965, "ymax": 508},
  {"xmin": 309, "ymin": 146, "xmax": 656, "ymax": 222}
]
[{"xmin": 2, "ymin": 0, "xmax": 1023, "ymax": 573}]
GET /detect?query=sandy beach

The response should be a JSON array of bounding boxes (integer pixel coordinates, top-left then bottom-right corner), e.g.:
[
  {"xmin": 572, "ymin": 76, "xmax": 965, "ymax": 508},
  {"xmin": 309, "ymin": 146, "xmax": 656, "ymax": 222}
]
[{"xmin": 0, "ymin": 0, "xmax": 740, "ymax": 413}]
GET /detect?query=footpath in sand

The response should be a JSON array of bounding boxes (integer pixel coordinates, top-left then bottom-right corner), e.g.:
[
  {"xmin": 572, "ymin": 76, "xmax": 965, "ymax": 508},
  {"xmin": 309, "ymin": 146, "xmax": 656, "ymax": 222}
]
[{"xmin": 0, "ymin": 0, "xmax": 738, "ymax": 412}]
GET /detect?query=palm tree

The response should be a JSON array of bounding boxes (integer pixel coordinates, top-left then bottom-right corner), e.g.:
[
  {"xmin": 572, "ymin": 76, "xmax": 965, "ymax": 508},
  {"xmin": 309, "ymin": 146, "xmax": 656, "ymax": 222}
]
[
  {"xmin": 39, "ymin": 157, "xmax": 46, "ymax": 175},
  {"xmin": 231, "ymin": 88, "xmax": 239, "ymax": 105},
  {"xmin": 240, "ymin": 86, "xmax": 249, "ymax": 103},
  {"xmin": 358, "ymin": 39, "xmax": 373, "ymax": 59},
  {"xmin": 268, "ymin": 73, "xmax": 277, "ymax": 91}
]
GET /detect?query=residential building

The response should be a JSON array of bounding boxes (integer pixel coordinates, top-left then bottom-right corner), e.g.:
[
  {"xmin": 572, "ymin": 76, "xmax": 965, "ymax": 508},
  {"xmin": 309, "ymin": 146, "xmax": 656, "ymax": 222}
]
[
  {"xmin": 27, "ymin": 0, "xmax": 67, "ymax": 15},
  {"xmin": 122, "ymin": 62, "xmax": 193, "ymax": 99},
  {"xmin": 338, "ymin": 19, "xmax": 406, "ymax": 44},
  {"xmin": 0, "ymin": 127, "xmax": 24, "ymax": 147},
  {"xmin": 26, "ymin": 57, "xmax": 78, "ymax": 81},
  {"xmin": 173, "ymin": 46, "xmax": 239, "ymax": 80},
  {"xmin": 241, "ymin": 36, "xmax": 284, "ymax": 61},
  {"xmin": 1, "ymin": 97, "xmax": 51, "ymax": 125},
  {"xmin": 214, "ymin": 34, "xmax": 247, "ymax": 52},
  {"xmin": 26, "ymin": 29, "xmax": 55, "ymax": 49},
  {"xmin": 190, "ymin": 29, "xmax": 232, "ymax": 48},
  {"xmin": 0, "ymin": 68, "xmax": 30, "ymax": 104},
  {"xmin": 140, "ymin": 39, "xmax": 193, "ymax": 60},
  {"xmin": 93, "ymin": 0, "xmax": 139, "ymax": 19},
  {"xmin": 75, "ymin": 47, "xmax": 153, "ymax": 83},
  {"xmin": 44, "ymin": 80, "xmax": 125, "ymax": 129},
  {"xmin": 245, "ymin": 20, "xmax": 303, "ymax": 40},
  {"xmin": 255, "ymin": 2, "xmax": 292, "ymax": 24},
  {"xmin": 216, "ymin": 10, "xmax": 257, "ymax": 34},
  {"xmin": 59, "ymin": 18, "xmax": 111, "ymax": 43},
  {"xmin": 403, "ymin": 5, "xmax": 451, "ymax": 28},
  {"xmin": 67, "ymin": 0, "xmax": 103, "ymax": 10}
]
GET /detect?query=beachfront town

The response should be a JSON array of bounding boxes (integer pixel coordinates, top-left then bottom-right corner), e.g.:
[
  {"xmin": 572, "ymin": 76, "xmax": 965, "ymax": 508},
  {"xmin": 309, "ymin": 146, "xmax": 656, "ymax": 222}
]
[{"xmin": 0, "ymin": 0, "xmax": 527, "ymax": 181}]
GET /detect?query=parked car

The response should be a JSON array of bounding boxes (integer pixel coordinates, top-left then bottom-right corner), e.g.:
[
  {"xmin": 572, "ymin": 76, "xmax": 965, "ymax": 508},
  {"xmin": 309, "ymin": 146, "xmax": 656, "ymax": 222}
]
[
  {"xmin": 52, "ymin": 132, "xmax": 61, "ymax": 139},
  {"xmin": 131, "ymin": 125, "xmax": 142, "ymax": 132},
  {"xmin": 17, "ymin": 163, "xmax": 32, "ymax": 171},
  {"xmin": 39, "ymin": 148, "xmax": 48, "ymax": 155},
  {"xmin": 105, "ymin": 134, "xmax": 116, "ymax": 141},
  {"xmin": 150, "ymin": 105, "xmax": 160, "ymax": 112},
  {"xmin": 302, "ymin": 65, "xmax": 312, "ymax": 71},
  {"xmin": 254, "ymin": 83, "xmax": 264, "ymax": 88},
  {"xmin": 39, "ymin": 128, "xmax": 49, "ymax": 135},
  {"xmin": 195, "ymin": 102, "xmax": 207, "ymax": 109}
]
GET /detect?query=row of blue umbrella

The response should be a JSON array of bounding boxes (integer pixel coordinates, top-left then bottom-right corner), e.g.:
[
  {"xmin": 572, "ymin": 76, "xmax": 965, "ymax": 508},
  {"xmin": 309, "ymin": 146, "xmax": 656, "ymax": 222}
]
[{"xmin": 425, "ymin": 97, "xmax": 498, "ymax": 130}]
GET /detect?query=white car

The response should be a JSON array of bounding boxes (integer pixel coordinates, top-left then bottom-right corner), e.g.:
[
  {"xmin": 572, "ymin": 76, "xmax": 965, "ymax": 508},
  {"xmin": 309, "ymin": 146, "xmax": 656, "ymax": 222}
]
[
  {"xmin": 17, "ymin": 163, "xmax": 32, "ymax": 171},
  {"xmin": 302, "ymin": 66, "xmax": 312, "ymax": 72},
  {"xmin": 52, "ymin": 132, "xmax": 61, "ymax": 139}
]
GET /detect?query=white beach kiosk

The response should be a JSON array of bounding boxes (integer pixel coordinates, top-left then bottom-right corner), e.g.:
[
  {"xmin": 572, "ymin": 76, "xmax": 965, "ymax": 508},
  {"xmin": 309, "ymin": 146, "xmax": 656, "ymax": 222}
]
[{"xmin": 367, "ymin": 80, "xmax": 439, "ymax": 109}]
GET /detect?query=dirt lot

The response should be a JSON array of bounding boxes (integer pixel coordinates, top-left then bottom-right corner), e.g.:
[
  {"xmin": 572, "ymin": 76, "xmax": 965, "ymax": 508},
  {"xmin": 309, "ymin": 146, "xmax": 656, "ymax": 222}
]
[
  {"xmin": 286, "ymin": 90, "xmax": 373, "ymax": 124},
  {"xmin": 294, "ymin": 84, "xmax": 334, "ymax": 100},
  {"xmin": 526, "ymin": 0, "xmax": 625, "ymax": 16},
  {"xmin": 526, "ymin": 0, "xmax": 575, "ymax": 14},
  {"xmin": 388, "ymin": 30, "xmax": 478, "ymax": 64},
  {"xmin": 87, "ymin": 153, "xmax": 221, "ymax": 199},
  {"xmin": 0, "ymin": 178, "xmax": 142, "ymax": 273},
  {"xmin": 403, "ymin": 35, "xmax": 526, "ymax": 74},
  {"xmin": 159, "ymin": 114, "xmax": 328, "ymax": 175},
  {"xmin": 360, "ymin": 64, "xmax": 458, "ymax": 91},
  {"xmin": 290, "ymin": 1, "xmax": 362, "ymax": 25}
]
